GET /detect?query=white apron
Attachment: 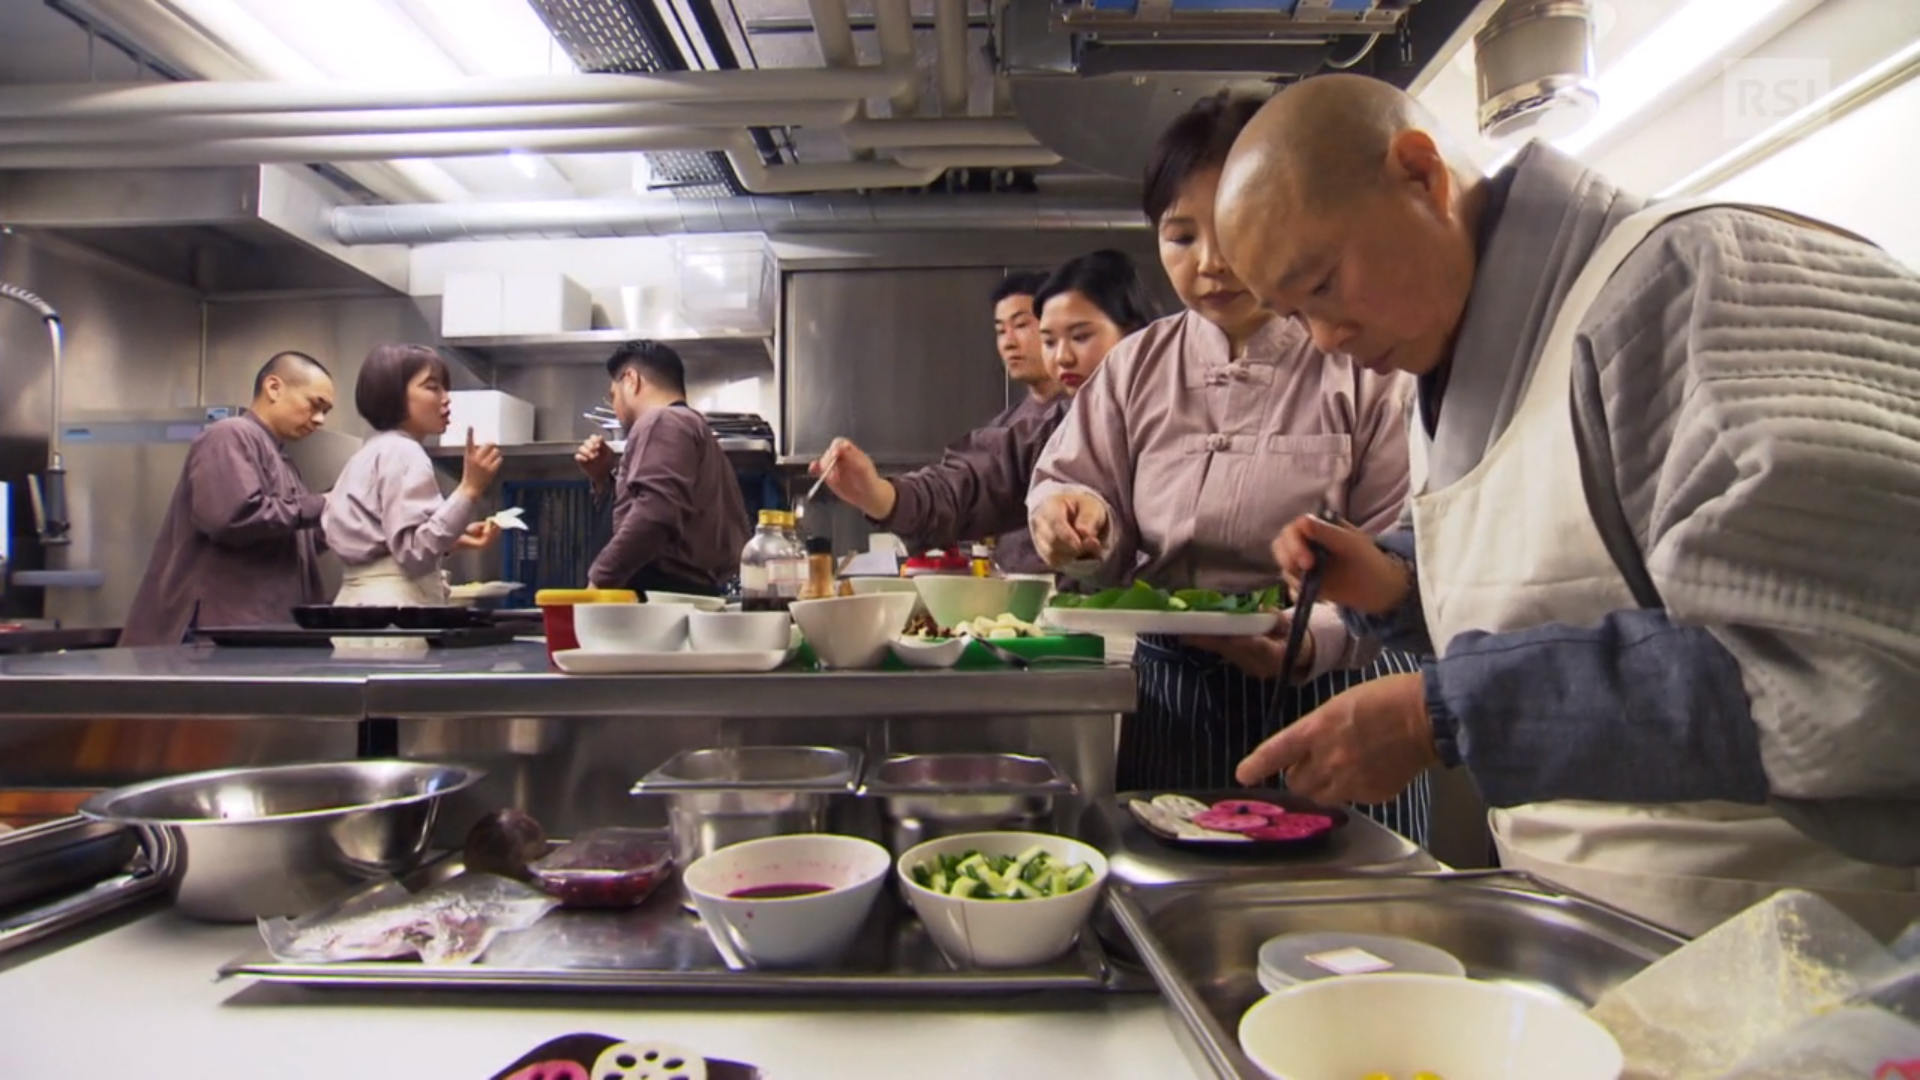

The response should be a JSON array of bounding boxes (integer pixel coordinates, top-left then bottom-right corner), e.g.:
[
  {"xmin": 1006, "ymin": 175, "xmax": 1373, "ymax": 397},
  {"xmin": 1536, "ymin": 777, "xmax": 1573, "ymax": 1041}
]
[
  {"xmin": 331, "ymin": 555, "xmax": 448, "ymax": 651},
  {"xmin": 1411, "ymin": 198, "xmax": 1920, "ymax": 938}
]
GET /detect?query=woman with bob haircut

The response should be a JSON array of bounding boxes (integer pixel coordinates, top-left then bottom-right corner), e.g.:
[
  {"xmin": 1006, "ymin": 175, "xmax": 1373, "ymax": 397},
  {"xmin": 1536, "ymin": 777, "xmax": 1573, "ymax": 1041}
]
[
  {"xmin": 1027, "ymin": 93, "xmax": 1429, "ymax": 843},
  {"xmin": 322, "ymin": 343, "xmax": 503, "ymax": 607}
]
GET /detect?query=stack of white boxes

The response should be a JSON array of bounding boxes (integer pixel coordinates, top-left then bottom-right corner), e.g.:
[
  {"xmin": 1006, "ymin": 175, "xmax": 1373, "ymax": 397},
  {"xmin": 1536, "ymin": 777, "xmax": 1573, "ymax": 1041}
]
[{"xmin": 440, "ymin": 271, "xmax": 594, "ymax": 338}]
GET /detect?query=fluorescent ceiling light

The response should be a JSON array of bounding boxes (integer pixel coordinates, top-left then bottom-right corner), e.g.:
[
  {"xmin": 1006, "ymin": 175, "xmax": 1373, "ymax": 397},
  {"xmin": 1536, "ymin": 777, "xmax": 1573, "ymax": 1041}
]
[
  {"xmin": 1555, "ymin": 0, "xmax": 1796, "ymax": 156},
  {"xmin": 398, "ymin": 0, "xmax": 574, "ymax": 77},
  {"xmin": 507, "ymin": 150, "xmax": 541, "ymax": 178}
]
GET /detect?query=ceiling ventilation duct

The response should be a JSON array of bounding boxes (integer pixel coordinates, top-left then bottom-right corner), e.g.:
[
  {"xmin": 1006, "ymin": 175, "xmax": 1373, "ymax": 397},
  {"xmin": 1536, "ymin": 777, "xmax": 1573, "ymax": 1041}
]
[
  {"xmin": 1473, "ymin": 0, "xmax": 1598, "ymax": 145},
  {"xmin": 997, "ymin": 0, "xmax": 1415, "ymax": 178}
]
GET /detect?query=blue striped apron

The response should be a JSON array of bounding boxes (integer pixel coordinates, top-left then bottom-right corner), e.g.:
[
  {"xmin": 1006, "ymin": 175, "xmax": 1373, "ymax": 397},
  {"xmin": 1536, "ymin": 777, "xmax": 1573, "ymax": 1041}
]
[{"xmin": 1122, "ymin": 635, "xmax": 1433, "ymax": 846}]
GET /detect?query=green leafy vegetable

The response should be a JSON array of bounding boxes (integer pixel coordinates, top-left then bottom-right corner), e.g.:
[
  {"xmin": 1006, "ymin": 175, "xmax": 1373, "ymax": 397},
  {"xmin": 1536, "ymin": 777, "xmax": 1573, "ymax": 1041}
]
[
  {"xmin": 1049, "ymin": 581, "xmax": 1288, "ymax": 614},
  {"xmin": 908, "ymin": 845, "xmax": 1096, "ymax": 900}
]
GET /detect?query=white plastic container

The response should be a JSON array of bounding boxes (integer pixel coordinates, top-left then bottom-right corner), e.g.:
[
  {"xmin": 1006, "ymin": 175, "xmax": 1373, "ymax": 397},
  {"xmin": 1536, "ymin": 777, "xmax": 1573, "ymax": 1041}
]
[
  {"xmin": 440, "ymin": 271, "xmax": 504, "ymax": 337},
  {"xmin": 501, "ymin": 272, "xmax": 594, "ymax": 335},
  {"xmin": 672, "ymin": 234, "xmax": 775, "ymax": 336},
  {"xmin": 438, "ymin": 390, "xmax": 535, "ymax": 446}
]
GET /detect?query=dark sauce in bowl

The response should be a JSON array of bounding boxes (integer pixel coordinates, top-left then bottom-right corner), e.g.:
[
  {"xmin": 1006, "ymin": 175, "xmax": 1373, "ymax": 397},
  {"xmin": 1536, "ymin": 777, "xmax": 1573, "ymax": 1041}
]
[{"xmin": 728, "ymin": 882, "xmax": 832, "ymax": 899}]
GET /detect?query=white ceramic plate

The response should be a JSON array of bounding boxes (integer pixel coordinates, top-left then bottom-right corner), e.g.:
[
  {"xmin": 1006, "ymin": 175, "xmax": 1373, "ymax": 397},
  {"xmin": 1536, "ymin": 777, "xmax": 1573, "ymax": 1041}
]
[
  {"xmin": 447, "ymin": 580, "xmax": 523, "ymax": 601},
  {"xmin": 552, "ymin": 647, "xmax": 794, "ymax": 674},
  {"xmin": 1040, "ymin": 608, "xmax": 1279, "ymax": 637}
]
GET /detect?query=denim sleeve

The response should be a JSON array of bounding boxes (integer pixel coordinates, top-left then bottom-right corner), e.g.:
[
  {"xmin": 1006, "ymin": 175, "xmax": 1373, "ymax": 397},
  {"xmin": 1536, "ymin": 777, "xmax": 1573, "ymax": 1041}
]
[
  {"xmin": 1337, "ymin": 528, "xmax": 1436, "ymax": 656},
  {"xmin": 1426, "ymin": 606, "xmax": 1770, "ymax": 806}
]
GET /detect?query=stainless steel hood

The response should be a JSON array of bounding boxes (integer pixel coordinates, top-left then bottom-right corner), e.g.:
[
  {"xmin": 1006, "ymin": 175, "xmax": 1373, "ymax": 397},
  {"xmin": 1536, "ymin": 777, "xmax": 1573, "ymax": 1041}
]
[{"xmin": 0, "ymin": 164, "xmax": 407, "ymax": 296}]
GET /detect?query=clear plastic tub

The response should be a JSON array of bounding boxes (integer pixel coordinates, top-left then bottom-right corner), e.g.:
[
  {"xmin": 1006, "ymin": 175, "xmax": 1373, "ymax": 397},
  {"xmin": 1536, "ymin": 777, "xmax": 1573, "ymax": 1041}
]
[{"xmin": 526, "ymin": 827, "xmax": 675, "ymax": 908}]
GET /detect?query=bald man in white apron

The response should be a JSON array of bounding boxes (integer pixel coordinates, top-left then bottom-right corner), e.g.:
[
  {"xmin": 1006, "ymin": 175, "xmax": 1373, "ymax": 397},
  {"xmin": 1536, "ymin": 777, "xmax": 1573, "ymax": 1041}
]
[{"xmin": 1215, "ymin": 76, "xmax": 1920, "ymax": 940}]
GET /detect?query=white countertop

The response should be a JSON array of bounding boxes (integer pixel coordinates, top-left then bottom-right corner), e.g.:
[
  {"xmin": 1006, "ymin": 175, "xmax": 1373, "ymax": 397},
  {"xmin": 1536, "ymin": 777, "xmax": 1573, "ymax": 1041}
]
[{"xmin": 0, "ymin": 909, "xmax": 1201, "ymax": 1079}]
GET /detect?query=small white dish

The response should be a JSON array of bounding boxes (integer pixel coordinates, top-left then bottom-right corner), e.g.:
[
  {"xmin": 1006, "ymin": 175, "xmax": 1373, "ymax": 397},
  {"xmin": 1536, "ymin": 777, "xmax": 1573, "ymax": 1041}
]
[
  {"xmin": 688, "ymin": 610, "xmax": 793, "ymax": 653},
  {"xmin": 1237, "ymin": 973, "xmax": 1623, "ymax": 1080},
  {"xmin": 552, "ymin": 648, "xmax": 792, "ymax": 674},
  {"xmin": 889, "ymin": 635, "xmax": 967, "ymax": 669},
  {"xmin": 683, "ymin": 833, "xmax": 892, "ymax": 968},
  {"xmin": 572, "ymin": 601, "xmax": 691, "ymax": 653},
  {"xmin": 896, "ymin": 831, "xmax": 1109, "ymax": 969}
]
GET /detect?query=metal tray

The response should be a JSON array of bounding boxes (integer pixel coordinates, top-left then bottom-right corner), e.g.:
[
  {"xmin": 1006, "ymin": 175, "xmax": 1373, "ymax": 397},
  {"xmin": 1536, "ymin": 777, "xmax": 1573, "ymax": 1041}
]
[
  {"xmin": 0, "ymin": 818, "xmax": 175, "ymax": 957},
  {"xmin": 1079, "ymin": 790, "xmax": 1442, "ymax": 888},
  {"xmin": 219, "ymin": 850, "xmax": 1141, "ymax": 996},
  {"xmin": 195, "ymin": 624, "xmax": 517, "ymax": 649},
  {"xmin": 632, "ymin": 745, "xmax": 862, "ymax": 794},
  {"xmin": 1107, "ymin": 870, "xmax": 1686, "ymax": 1080},
  {"xmin": 858, "ymin": 752, "xmax": 1079, "ymax": 796}
]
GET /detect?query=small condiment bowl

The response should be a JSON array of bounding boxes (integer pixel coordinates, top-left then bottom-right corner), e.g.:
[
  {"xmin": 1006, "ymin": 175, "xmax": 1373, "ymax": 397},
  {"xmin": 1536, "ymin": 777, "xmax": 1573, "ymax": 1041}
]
[
  {"xmin": 682, "ymin": 833, "xmax": 891, "ymax": 968},
  {"xmin": 688, "ymin": 610, "xmax": 793, "ymax": 653},
  {"xmin": 889, "ymin": 635, "xmax": 967, "ymax": 669},
  {"xmin": 572, "ymin": 601, "xmax": 691, "ymax": 653}
]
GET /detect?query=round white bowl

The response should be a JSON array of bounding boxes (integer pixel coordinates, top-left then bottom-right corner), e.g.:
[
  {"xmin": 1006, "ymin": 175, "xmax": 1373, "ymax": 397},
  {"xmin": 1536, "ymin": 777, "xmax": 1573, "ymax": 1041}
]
[
  {"xmin": 682, "ymin": 833, "xmax": 892, "ymax": 968},
  {"xmin": 1237, "ymin": 973, "xmax": 1624, "ymax": 1080},
  {"xmin": 896, "ymin": 831, "xmax": 1109, "ymax": 969},
  {"xmin": 1003, "ymin": 575, "xmax": 1055, "ymax": 622},
  {"xmin": 688, "ymin": 610, "xmax": 793, "ymax": 653},
  {"xmin": 572, "ymin": 601, "xmax": 691, "ymax": 653},
  {"xmin": 890, "ymin": 635, "xmax": 967, "ymax": 669},
  {"xmin": 645, "ymin": 591, "xmax": 727, "ymax": 613},
  {"xmin": 846, "ymin": 577, "xmax": 926, "ymax": 616},
  {"xmin": 913, "ymin": 576, "xmax": 1015, "ymax": 631},
  {"xmin": 790, "ymin": 593, "xmax": 916, "ymax": 669}
]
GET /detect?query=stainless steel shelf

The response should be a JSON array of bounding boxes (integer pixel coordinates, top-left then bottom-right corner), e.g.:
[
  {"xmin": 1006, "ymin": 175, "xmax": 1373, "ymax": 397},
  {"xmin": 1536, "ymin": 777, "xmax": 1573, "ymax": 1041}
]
[
  {"xmin": 0, "ymin": 642, "xmax": 1137, "ymax": 721},
  {"xmin": 426, "ymin": 437, "xmax": 774, "ymax": 462},
  {"xmin": 442, "ymin": 331, "xmax": 773, "ymax": 367}
]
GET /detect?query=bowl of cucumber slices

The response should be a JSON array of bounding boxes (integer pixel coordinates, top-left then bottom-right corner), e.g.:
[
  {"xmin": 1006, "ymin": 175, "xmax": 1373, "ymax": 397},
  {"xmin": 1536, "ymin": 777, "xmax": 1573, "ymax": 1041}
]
[{"xmin": 897, "ymin": 831, "xmax": 1108, "ymax": 968}]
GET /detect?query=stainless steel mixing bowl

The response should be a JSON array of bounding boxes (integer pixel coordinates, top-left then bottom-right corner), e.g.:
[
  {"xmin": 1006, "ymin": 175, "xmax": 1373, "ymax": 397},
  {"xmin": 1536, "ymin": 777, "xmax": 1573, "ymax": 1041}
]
[{"xmin": 78, "ymin": 759, "xmax": 482, "ymax": 922}]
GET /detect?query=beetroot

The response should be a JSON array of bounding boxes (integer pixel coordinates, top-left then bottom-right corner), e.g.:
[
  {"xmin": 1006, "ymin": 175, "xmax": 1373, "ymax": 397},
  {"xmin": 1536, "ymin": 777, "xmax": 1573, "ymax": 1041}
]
[
  {"xmin": 1192, "ymin": 809, "xmax": 1269, "ymax": 833},
  {"xmin": 1245, "ymin": 814, "xmax": 1335, "ymax": 841},
  {"xmin": 1211, "ymin": 799, "xmax": 1288, "ymax": 818},
  {"xmin": 463, "ymin": 809, "xmax": 549, "ymax": 881}
]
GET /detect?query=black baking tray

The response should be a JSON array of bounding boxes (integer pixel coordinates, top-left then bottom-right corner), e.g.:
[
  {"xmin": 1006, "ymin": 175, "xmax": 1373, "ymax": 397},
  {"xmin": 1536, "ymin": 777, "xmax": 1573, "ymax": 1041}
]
[{"xmin": 194, "ymin": 624, "xmax": 518, "ymax": 649}]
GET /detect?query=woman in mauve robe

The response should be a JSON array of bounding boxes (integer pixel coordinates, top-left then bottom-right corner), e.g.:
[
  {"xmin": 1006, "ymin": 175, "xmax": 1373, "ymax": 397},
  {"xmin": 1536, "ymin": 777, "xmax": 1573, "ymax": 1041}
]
[
  {"xmin": 322, "ymin": 345, "xmax": 501, "ymax": 612},
  {"xmin": 1026, "ymin": 94, "xmax": 1429, "ymax": 843}
]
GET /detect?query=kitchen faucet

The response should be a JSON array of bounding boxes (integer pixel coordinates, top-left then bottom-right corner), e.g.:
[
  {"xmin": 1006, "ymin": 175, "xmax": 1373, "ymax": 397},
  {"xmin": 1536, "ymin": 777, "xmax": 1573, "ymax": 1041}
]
[{"xmin": 0, "ymin": 281, "xmax": 69, "ymax": 548}]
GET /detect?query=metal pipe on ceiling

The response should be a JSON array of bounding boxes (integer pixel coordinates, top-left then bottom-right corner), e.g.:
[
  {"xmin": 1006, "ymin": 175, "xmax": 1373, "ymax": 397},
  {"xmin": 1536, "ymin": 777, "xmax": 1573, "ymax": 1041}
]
[
  {"xmin": 841, "ymin": 117, "xmax": 1040, "ymax": 149},
  {"xmin": 0, "ymin": 127, "xmax": 745, "ymax": 168},
  {"xmin": 805, "ymin": 0, "xmax": 859, "ymax": 67},
  {"xmin": 329, "ymin": 193, "xmax": 1148, "ymax": 244},
  {"xmin": 0, "ymin": 101, "xmax": 865, "ymax": 145},
  {"xmin": 0, "ymin": 66, "xmax": 918, "ymax": 120},
  {"xmin": 935, "ymin": 0, "xmax": 971, "ymax": 116},
  {"xmin": 890, "ymin": 146, "xmax": 1062, "ymax": 169},
  {"xmin": 871, "ymin": 0, "xmax": 921, "ymax": 118}
]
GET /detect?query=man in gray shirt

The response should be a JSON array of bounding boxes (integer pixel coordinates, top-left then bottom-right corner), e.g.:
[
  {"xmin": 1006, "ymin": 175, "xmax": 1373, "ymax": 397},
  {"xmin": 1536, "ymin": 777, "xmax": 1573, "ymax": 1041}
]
[
  {"xmin": 1216, "ymin": 75, "xmax": 1918, "ymax": 935},
  {"xmin": 120, "ymin": 352, "xmax": 334, "ymax": 646}
]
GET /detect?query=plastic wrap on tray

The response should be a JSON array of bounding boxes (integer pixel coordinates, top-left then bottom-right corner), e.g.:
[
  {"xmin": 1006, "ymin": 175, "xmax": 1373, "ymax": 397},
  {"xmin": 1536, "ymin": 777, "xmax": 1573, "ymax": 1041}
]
[
  {"xmin": 527, "ymin": 827, "xmax": 675, "ymax": 908},
  {"xmin": 259, "ymin": 872, "xmax": 560, "ymax": 966}
]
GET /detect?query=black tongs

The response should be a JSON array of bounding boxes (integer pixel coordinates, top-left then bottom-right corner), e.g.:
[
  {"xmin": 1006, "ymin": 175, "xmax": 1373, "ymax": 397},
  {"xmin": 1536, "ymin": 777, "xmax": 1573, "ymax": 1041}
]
[{"xmin": 1274, "ymin": 508, "xmax": 1341, "ymax": 701}]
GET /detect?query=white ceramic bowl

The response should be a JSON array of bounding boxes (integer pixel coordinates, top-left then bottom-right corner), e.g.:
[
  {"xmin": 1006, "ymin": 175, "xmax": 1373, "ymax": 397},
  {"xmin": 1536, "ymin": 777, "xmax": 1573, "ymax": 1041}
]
[
  {"xmin": 646, "ymin": 591, "xmax": 727, "ymax": 613},
  {"xmin": 1237, "ymin": 973, "xmax": 1624, "ymax": 1080},
  {"xmin": 688, "ymin": 610, "xmax": 793, "ymax": 653},
  {"xmin": 790, "ymin": 593, "xmax": 916, "ymax": 669},
  {"xmin": 913, "ymin": 576, "xmax": 1016, "ymax": 631},
  {"xmin": 896, "ymin": 831, "xmax": 1109, "ymax": 969},
  {"xmin": 682, "ymin": 833, "xmax": 892, "ymax": 968},
  {"xmin": 846, "ymin": 577, "xmax": 926, "ymax": 616},
  {"xmin": 1003, "ymin": 575, "xmax": 1054, "ymax": 622},
  {"xmin": 890, "ymin": 635, "xmax": 967, "ymax": 669},
  {"xmin": 572, "ymin": 601, "xmax": 691, "ymax": 653}
]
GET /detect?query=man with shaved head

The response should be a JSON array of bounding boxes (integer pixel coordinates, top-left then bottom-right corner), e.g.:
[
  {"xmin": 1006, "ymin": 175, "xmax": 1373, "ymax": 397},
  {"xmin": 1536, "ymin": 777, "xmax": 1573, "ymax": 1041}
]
[
  {"xmin": 1217, "ymin": 74, "xmax": 1920, "ymax": 935},
  {"xmin": 121, "ymin": 351, "xmax": 336, "ymax": 646}
]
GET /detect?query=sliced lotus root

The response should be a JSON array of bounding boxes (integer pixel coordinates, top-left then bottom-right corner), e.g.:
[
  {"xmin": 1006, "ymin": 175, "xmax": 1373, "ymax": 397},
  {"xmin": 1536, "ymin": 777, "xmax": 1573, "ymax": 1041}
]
[
  {"xmin": 1245, "ymin": 814, "xmax": 1336, "ymax": 842},
  {"xmin": 1191, "ymin": 809, "xmax": 1269, "ymax": 833},
  {"xmin": 504, "ymin": 1062, "xmax": 589, "ymax": 1080},
  {"xmin": 1149, "ymin": 793, "xmax": 1212, "ymax": 821},
  {"xmin": 1211, "ymin": 799, "xmax": 1288, "ymax": 818},
  {"xmin": 590, "ymin": 1041, "xmax": 707, "ymax": 1080},
  {"xmin": 1173, "ymin": 821, "xmax": 1252, "ymax": 842},
  {"xmin": 1128, "ymin": 799, "xmax": 1185, "ymax": 833}
]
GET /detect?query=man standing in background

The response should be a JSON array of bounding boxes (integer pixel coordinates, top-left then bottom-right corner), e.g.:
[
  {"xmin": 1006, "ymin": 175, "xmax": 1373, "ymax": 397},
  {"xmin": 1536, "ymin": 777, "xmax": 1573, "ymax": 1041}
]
[
  {"xmin": 977, "ymin": 272, "xmax": 1061, "ymax": 573},
  {"xmin": 120, "ymin": 351, "xmax": 335, "ymax": 646},
  {"xmin": 575, "ymin": 340, "xmax": 751, "ymax": 595}
]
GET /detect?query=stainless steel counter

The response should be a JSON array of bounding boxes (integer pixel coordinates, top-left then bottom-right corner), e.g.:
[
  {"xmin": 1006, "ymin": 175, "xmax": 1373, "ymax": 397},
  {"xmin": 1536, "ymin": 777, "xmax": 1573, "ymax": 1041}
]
[{"xmin": 0, "ymin": 643, "xmax": 1138, "ymax": 721}]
